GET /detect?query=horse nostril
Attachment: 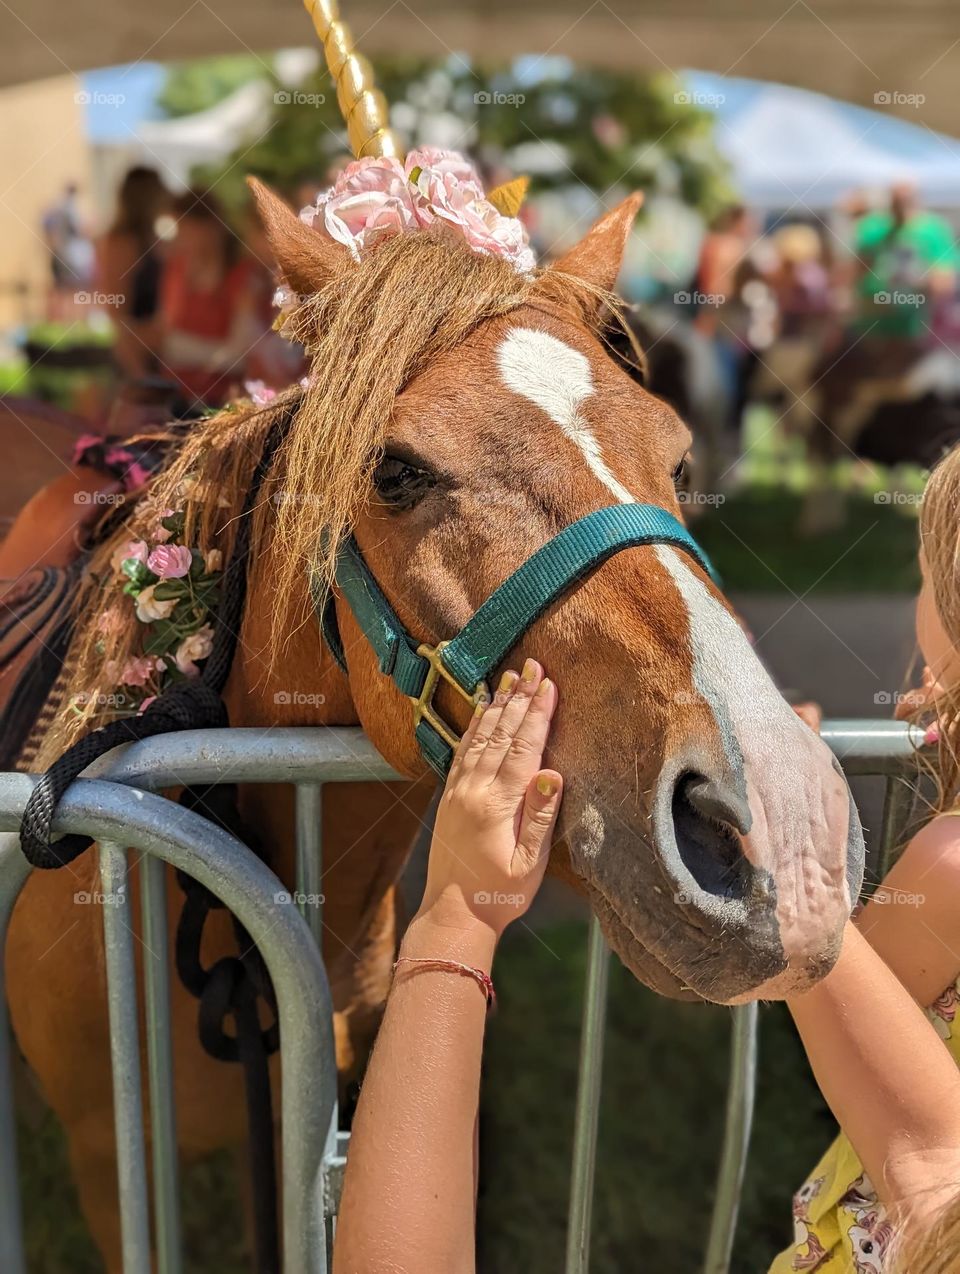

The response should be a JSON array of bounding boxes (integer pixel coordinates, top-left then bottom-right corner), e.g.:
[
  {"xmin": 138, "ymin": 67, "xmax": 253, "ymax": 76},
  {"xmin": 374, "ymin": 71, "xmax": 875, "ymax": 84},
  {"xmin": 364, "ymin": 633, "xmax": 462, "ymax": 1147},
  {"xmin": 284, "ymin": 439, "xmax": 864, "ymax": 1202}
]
[{"xmin": 671, "ymin": 772, "xmax": 752, "ymax": 901}]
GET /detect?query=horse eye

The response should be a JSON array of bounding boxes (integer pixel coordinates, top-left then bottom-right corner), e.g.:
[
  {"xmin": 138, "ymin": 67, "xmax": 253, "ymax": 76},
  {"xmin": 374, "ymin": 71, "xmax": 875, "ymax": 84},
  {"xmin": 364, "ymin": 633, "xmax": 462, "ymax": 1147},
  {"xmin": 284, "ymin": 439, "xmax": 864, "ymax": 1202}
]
[
  {"xmin": 672, "ymin": 455, "xmax": 691, "ymax": 492},
  {"xmin": 372, "ymin": 454, "xmax": 436, "ymax": 509}
]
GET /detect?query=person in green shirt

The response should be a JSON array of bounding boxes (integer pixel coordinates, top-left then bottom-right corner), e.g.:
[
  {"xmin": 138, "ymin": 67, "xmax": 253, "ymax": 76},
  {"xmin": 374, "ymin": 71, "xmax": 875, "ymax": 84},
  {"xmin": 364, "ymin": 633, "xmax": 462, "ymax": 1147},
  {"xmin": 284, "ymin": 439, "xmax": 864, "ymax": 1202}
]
[{"xmin": 854, "ymin": 182, "xmax": 958, "ymax": 340}]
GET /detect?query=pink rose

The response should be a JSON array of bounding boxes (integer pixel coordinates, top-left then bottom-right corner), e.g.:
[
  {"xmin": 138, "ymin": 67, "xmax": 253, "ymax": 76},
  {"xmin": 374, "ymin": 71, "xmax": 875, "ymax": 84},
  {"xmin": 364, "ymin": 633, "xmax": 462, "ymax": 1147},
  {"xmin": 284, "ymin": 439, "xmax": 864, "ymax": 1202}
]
[
  {"xmin": 405, "ymin": 147, "xmax": 482, "ymax": 187},
  {"xmin": 323, "ymin": 189, "xmax": 417, "ymax": 258},
  {"xmin": 244, "ymin": 379, "xmax": 277, "ymax": 407},
  {"xmin": 296, "ymin": 148, "xmax": 537, "ymax": 274},
  {"xmin": 415, "ymin": 167, "xmax": 535, "ymax": 272},
  {"xmin": 111, "ymin": 539, "xmax": 148, "ymax": 573},
  {"xmin": 174, "ymin": 624, "xmax": 214, "ymax": 678},
  {"xmin": 147, "ymin": 544, "xmax": 193, "ymax": 580},
  {"xmin": 465, "ymin": 203, "xmax": 536, "ymax": 274},
  {"xmin": 119, "ymin": 655, "xmax": 163, "ymax": 687},
  {"xmin": 301, "ymin": 157, "xmax": 417, "ymax": 260}
]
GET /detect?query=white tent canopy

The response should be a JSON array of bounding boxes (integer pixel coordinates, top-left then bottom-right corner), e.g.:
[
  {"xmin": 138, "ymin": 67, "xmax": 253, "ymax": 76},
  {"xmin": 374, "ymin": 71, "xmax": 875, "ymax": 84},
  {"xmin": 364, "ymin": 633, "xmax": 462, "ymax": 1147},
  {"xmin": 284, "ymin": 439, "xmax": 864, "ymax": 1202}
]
[
  {"xmin": 134, "ymin": 81, "xmax": 273, "ymax": 189},
  {"xmin": 694, "ymin": 75, "xmax": 960, "ymax": 210}
]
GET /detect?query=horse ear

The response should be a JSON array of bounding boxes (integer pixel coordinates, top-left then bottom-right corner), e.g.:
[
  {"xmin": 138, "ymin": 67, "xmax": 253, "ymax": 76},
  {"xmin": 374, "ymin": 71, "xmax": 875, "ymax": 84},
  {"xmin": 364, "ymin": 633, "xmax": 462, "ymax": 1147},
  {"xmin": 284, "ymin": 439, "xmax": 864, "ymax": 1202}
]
[
  {"xmin": 247, "ymin": 176, "xmax": 346, "ymax": 297},
  {"xmin": 552, "ymin": 192, "xmax": 644, "ymax": 297}
]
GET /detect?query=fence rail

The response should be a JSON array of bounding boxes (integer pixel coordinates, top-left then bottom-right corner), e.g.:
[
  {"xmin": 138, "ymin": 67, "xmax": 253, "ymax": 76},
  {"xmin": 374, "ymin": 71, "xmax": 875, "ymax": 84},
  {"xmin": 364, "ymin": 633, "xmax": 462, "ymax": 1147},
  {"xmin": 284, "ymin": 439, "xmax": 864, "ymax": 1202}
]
[{"xmin": 0, "ymin": 720, "xmax": 926, "ymax": 1273}]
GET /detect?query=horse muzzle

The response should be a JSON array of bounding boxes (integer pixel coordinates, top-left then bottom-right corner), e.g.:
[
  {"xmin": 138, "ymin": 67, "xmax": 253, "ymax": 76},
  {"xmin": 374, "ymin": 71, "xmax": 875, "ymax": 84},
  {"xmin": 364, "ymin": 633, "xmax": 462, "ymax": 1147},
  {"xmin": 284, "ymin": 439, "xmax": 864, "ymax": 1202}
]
[{"xmin": 559, "ymin": 734, "xmax": 864, "ymax": 1003}]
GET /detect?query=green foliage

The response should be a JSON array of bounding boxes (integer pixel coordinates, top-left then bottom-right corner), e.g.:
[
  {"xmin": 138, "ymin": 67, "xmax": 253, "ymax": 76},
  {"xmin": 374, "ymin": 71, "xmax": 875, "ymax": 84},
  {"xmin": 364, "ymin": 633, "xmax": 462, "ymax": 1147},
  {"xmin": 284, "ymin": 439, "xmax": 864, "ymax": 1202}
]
[
  {"xmin": 182, "ymin": 55, "xmax": 732, "ymax": 216},
  {"xmin": 24, "ymin": 321, "xmax": 113, "ymax": 349},
  {"xmin": 0, "ymin": 359, "xmax": 28, "ymax": 395},
  {"xmin": 694, "ymin": 408, "xmax": 923, "ymax": 594},
  {"xmin": 157, "ymin": 54, "xmax": 273, "ymax": 118}
]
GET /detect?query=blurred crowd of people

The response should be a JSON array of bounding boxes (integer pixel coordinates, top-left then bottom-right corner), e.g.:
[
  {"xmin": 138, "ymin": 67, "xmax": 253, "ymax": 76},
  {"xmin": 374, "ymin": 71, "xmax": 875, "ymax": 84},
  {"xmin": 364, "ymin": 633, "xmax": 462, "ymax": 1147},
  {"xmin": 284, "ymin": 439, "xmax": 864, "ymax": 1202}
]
[
  {"xmin": 39, "ymin": 166, "xmax": 960, "ymax": 446},
  {"xmin": 42, "ymin": 166, "xmax": 313, "ymax": 414},
  {"xmin": 688, "ymin": 181, "xmax": 960, "ymax": 440}
]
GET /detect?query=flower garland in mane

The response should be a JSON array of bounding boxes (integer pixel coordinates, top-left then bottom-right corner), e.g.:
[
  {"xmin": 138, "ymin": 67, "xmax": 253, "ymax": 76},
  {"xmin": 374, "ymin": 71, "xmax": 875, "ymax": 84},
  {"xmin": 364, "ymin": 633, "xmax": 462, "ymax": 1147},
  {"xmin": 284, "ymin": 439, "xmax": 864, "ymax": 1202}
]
[{"xmin": 39, "ymin": 148, "xmax": 614, "ymax": 761}]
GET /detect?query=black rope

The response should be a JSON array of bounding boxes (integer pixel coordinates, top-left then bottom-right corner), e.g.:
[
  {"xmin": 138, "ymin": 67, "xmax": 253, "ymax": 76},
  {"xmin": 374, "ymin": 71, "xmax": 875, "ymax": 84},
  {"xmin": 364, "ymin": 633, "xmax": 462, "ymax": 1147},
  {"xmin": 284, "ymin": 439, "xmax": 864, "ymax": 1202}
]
[{"xmin": 19, "ymin": 407, "xmax": 294, "ymax": 1274}]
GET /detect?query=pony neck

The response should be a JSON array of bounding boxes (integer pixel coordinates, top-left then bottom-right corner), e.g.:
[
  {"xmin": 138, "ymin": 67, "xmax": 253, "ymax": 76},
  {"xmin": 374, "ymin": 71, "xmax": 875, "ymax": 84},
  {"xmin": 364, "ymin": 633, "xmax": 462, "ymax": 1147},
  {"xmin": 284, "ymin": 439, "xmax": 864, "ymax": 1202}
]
[{"xmin": 224, "ymin": 558, "xmax": 357, "ymax": 729}]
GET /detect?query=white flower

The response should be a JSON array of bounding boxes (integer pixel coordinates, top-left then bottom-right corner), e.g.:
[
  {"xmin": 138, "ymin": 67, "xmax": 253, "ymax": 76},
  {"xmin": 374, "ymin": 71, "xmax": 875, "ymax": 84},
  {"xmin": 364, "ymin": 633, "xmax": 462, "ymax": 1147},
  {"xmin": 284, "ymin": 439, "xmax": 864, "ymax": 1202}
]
[
  {"xmin": 175, "ymin": 624, "xmax": 214, "ymax": 678},
  {"xmin": 135, "ymin": 584, "xmax": 178, "ymax": 623}
]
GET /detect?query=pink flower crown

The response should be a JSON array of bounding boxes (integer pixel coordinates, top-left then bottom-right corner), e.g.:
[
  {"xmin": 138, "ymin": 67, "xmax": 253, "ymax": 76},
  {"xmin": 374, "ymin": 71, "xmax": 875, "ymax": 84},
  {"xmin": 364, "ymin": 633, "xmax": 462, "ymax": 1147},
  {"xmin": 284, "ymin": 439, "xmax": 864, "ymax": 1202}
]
[{"xmin": 297, "ymin": 146, "xmax": 536, "ymax": 275}]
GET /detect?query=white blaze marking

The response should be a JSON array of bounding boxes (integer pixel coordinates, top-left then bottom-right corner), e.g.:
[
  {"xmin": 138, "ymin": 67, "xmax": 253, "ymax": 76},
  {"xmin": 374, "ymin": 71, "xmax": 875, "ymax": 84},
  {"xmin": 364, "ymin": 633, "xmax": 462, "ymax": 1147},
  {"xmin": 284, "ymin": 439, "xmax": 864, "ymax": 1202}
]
[
  {"xmin": 496, "ymin": 327, "xmax": 634, "ymax": 503},
  {"xmin": 496, "ymin": 324, "xmax": 852, "ymax": 956},
  {"xmin": 495, "ymin": 328, "xmax": 774, "ymax": 748}
]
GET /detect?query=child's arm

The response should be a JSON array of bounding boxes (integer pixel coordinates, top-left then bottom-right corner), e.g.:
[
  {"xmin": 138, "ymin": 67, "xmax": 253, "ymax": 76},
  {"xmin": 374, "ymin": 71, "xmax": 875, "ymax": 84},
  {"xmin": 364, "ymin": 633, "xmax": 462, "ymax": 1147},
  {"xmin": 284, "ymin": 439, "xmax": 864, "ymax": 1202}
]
[
  {"xmin": 856, "ymin": 813, "xmax": 960, "ymax": 1007},
  {"xmin": 334, "ymin": 910, "xmax": 495, "ymax": 1274},
  {"xmin": 789, "ymin": 921, "xmax": 960, "ymax": 1222},
  {"xmin": 334, "ymin": 663, "xmax": 561, "ymax": 1274}
]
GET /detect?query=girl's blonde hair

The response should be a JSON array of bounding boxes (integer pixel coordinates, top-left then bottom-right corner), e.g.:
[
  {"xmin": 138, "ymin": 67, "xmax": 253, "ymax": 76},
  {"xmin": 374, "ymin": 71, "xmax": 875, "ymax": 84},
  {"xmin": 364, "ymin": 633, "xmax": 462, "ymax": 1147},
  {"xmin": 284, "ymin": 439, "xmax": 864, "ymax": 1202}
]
[
  {"xmin": 890, "ymin": 1189, "xmax": 960, "ymax": 1273},
  {"xmin": 912, "ymin": 443, "xmax": 960, "ymax": 814}
]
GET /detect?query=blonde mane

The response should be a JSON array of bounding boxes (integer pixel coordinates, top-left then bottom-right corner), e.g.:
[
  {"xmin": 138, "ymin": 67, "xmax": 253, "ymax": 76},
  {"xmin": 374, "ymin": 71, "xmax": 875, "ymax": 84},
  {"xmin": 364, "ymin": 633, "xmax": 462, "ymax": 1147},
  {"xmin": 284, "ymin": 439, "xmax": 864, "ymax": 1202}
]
[{"xmin": 39, "ymin": 228, "xmax": 611, "ymax": 760}]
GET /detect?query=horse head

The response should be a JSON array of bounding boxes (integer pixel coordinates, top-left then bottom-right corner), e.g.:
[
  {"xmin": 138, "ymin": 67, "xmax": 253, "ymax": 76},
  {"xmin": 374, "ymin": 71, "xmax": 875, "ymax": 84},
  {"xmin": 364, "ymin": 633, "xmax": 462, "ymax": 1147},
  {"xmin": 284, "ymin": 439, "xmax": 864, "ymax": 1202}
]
[{"xmin": 249, "ymin": 177, "xmax": 864, "ymax": 1005}]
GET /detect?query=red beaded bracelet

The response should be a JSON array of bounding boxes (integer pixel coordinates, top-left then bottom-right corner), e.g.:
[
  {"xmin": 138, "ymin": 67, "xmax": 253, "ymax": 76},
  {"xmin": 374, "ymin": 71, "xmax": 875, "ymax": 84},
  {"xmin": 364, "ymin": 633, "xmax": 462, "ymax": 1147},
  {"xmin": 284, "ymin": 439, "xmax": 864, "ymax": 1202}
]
[{"xmin": 392, "ymin": 955, "xmax": 496, "ymax": 1009}]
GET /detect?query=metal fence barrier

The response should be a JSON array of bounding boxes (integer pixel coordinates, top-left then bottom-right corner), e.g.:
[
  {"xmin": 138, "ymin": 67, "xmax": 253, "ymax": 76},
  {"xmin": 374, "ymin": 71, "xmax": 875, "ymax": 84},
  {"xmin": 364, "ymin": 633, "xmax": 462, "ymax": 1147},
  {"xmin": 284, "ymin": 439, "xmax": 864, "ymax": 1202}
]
[
  {"xmin": 0, "ymin": 719, "xmax": 926, "ymax": 1273},
  {"xmin": 566, "ymin": 717, "xmax": 927, "ymax": 1274}
]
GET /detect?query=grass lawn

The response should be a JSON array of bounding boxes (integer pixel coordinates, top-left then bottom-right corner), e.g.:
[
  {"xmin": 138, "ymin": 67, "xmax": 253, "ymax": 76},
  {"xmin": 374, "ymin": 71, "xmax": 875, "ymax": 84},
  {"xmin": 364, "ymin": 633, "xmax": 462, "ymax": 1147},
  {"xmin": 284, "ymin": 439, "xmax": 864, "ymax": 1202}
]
[
  {"xmin": 692, "ymin": 408, "xmax": 924, "ymax": 595},
  {"xmin": 479, "ymin": 921, "xmax": 832, "ymax": 1274},
  {"xmin": 17, "ymin": 921, "xmax": 832, "ymax": 1274},
  {"xmin": 695, "ymin": 487, "xmax": 921, "ymax": 595}
]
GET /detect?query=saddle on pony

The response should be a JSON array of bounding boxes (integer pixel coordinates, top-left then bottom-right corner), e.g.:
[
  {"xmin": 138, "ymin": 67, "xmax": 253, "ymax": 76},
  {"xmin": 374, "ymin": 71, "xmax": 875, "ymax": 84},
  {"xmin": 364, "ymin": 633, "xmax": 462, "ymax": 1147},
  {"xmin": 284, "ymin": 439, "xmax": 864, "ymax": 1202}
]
[{"xmin": 0, "ymin": 395, "xmax": 179, "ymax": 769}]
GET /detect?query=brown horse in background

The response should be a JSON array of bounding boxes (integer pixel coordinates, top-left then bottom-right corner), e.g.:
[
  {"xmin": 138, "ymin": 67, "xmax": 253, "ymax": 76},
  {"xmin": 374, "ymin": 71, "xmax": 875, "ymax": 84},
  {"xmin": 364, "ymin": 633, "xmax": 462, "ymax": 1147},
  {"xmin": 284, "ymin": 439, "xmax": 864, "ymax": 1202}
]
[
  {"xmin": 0, "ymin": 397, "xmax": 111, "ymax": 567},
  {"xmin": 2, "ymin": 187, "xmax": 864, "ymax": 1270}
]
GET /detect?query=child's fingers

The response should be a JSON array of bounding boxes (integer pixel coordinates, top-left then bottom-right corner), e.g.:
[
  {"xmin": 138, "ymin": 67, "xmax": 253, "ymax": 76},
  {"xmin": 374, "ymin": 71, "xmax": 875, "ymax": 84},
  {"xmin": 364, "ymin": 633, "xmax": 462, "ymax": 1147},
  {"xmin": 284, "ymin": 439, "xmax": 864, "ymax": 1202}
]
[
  {"xmin": 454, "ymin": 668, "xmax": 519, "ymax": 776},
  {"xmin": 791, "ymin": 700, "xmax": 822, "ymax": 733},
  {"xmin": 446, "ymin": 695, "xmax": 487, "ymax": 783},
  {"xmin": 495, "ymin": 676, "xmax": 557, "ymax": 789},
  {"xmin": 514, "ymin": 770, "xmax": 563, "ymax": 874},
  {"xmin": 473, "ymin": 659, "xmax": 543, "ymax": 780},
  {"xmin": 894, "ymin": 685, "xmax": 937, "ymax": 720}
]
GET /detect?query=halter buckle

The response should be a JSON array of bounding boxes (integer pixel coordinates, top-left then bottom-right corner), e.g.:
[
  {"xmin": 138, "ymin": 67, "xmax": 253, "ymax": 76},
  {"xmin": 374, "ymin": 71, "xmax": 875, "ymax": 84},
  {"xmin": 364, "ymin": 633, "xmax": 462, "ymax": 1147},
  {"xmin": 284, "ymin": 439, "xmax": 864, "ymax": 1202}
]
[{"xmin": 411, "ymin": 641, "xmax": 489, "ymax": 751}]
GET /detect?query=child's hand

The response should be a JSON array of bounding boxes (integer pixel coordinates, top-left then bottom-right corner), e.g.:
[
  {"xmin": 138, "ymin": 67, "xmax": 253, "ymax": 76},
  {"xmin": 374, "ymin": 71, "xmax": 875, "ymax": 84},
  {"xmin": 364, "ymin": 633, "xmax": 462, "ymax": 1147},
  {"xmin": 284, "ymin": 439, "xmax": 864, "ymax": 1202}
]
[
  {"xmin": 418, "ymin": 658, "xmax": 562, "ymax": 938},
  {"xmin": 895, "ymin": 665, "xmax": 944, "ymax": 719},
  {"xmin": 792, "ymin": 700, "xmax": 823, "ymax": 733}
]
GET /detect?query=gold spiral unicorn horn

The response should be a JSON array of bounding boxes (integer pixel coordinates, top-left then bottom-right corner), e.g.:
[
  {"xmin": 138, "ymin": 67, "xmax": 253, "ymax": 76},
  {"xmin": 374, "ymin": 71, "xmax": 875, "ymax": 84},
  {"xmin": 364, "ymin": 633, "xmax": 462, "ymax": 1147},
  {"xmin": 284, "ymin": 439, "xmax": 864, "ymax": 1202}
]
[{"xmin": 303, "ymin": 0, "xmax": 404, "ymax": 160}]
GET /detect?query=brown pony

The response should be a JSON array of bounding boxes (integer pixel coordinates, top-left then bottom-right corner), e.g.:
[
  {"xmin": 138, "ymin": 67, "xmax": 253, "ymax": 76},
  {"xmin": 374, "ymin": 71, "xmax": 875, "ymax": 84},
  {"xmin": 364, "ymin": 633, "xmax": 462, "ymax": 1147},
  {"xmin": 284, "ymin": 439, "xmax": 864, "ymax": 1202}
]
[
  {"xmin": 4, "ymin": 185, "xmax": 864, "ymax": 1268},
  {"xmin": 0, "ymin": 398, "xmax": 114, "ymax": 564}
]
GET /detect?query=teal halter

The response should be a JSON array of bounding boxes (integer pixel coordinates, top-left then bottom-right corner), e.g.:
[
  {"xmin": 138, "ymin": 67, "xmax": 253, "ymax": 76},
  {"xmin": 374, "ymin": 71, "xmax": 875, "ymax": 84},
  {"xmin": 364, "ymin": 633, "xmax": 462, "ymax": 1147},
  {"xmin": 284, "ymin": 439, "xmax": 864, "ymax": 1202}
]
[{"xmin": 315, "ymin": 503, "xmax": 718, "ymax": 776}]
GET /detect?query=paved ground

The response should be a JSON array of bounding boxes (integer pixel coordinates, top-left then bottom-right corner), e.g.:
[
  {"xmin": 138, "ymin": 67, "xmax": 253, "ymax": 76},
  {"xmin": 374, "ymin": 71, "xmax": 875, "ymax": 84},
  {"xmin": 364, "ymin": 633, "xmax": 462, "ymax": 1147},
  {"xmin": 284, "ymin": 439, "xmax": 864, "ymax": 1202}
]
[
  {"xmin": 736, "ymin": 592, "xmax": 917, "ymax": 718},
  {"xmin": 739, "ymin": 591, "xmax": 918, "ymax": 870}
]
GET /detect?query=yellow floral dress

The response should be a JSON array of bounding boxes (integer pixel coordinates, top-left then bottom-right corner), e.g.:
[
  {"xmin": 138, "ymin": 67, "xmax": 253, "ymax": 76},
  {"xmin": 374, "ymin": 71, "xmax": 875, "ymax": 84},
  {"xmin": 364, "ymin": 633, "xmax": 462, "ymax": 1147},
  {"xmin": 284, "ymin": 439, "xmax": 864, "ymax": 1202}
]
[{"xmin": 769, "ymin": 976, "xmax": 960, "ymax": 1273}]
